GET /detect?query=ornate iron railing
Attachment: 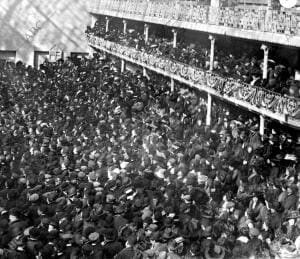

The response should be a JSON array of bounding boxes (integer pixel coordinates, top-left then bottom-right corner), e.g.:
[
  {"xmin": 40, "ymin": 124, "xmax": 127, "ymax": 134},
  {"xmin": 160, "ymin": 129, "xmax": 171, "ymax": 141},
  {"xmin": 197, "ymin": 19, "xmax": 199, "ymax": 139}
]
[
  {"xmin": 87, "ymin": 34, "xmax": 300, "ymax": 120},
  {"xmin": 88, "ymin": 0, "xmax": 300, "ymax": 36}
]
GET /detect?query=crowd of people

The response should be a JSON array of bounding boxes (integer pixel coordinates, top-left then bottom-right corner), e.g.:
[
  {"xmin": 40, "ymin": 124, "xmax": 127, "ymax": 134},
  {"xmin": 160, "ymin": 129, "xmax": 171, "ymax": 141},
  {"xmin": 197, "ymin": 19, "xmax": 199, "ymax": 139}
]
[
  {"xmin": 86, "ymin": 19, "xmax": 300, "ymax": 98},
  {"xmin": 0, "ymin": 50, "xmax": 299, "ymax": 259}
]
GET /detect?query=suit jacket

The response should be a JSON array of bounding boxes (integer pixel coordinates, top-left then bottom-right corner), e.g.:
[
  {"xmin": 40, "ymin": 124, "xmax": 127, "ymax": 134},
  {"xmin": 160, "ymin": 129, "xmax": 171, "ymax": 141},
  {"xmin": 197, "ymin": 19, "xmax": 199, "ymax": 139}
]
[
  {"xmin": 283, "ymin": 194, "xmax": 297, "ymax": 211},
  {"xmin": 115, "ymin": 247, "xmax": 136, "ymax": 259},
  {"xmin": 102, "ymin": 240, "xmax": 123, "ymax": 259},
  {"xmin": 248, "ymin": 200, "xmax": 264, "ymax": 219},
  {"xmin": 8, "ymin": 220, "xmax": 27, "ymax": 238}
]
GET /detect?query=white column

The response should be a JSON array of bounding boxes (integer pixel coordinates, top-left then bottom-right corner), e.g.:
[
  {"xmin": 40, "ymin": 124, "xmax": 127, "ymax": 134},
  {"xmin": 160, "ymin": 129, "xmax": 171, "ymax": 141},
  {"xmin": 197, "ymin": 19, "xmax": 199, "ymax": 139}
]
[
  {"xmin": 88, "ymin": 47, "xmax": 94, "ymax": 58},
  {"xmin": 210, "ymin": 0, "xmax": 220, "ymax": 8},
  {"xmin": 259, "ymin": 115, "xmax": 265, "ymax": 136},
  {"xmin": 172, "ymin": 29, "xmax": 177, "ymax": 48},
  {"xmin": 261, "ymin": 44, "xmax": 269, "ymax": 80},
  {"xmin": 105, "ymin": 17, "xmax": 110, "ymax": 33},
  {"xmin": 209, "ymin": 35, "xmax": 216, "ymax": 71},
  {"xmin": 295, "ymin": 70, "xmax": 300, "ymax": 81},
  {"xmin": 206, "ymin": 93, "xmax": 212, "ymax": 126},
  {"xmin": 143, "ymin": 67, "xmax": 147, "ymax": 77},
  {"xmin": 170, "ymin": 78, "xmax": 175, "ymax": 92},
  {"xmin": 91, "ymin": 15, "xmax": 96, "ymax": 27},
  {"xmin": 121, "ymin": 59, "xmax": 126, "ymax": 73},
  {"xmin": 144, "ymin": 24, "xmax": 149, "ymax": 43},
  {"xmin": 267, "ymin": 0, "xmax": 273, "ymax": 8},
  {"xmin": 123, "ymin": 20, "xmax": 127, "ymax": 35},
  {"xmin": 266, "ymin": 0, "xmax": 273, "ymax": 29}
]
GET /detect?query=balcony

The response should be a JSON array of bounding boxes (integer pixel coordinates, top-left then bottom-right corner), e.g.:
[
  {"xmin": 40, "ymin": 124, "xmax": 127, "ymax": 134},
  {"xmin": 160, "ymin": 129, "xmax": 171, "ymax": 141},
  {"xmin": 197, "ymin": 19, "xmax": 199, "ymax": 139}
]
[
  {"xmin": 87, "ymin": 34, "xmax": 300, "ymax": 128},
  {"xmin": 87, "ymin": 0, "xmax": 300, "ymax": 48}
]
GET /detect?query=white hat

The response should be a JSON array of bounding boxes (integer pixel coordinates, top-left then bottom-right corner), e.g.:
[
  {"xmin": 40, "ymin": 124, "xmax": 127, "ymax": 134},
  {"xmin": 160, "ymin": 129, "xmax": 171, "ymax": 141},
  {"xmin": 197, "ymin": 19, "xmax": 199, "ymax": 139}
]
[
  {"xmin": 237, "ymin": 236, "xmax": 249, "ymax": 243},
  {"xmin": 120, "ymin": 161, "xmax": 129, "ymax": 169},
  {"xmin": 154, "ymin": 168, "xmax": 166, "ymax": 179}
]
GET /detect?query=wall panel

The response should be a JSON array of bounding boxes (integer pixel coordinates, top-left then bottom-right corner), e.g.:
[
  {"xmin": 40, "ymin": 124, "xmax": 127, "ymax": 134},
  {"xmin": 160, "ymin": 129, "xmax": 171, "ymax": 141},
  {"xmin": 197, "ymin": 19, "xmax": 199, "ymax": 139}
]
[{"xmin": 0, "ymin": 0, "xmax": 91, "ymax": 65}]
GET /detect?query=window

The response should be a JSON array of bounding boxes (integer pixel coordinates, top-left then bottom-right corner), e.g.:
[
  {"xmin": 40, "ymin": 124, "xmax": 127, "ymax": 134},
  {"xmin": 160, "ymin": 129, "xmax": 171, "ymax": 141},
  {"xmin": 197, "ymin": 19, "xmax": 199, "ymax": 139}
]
[
  {"xmin": 0, "ymin": 51, "xmax": 16, "ymax": 62},
  {"xmin": 34, "ymin": 51, "xmax": 49, "ymax": 68}
]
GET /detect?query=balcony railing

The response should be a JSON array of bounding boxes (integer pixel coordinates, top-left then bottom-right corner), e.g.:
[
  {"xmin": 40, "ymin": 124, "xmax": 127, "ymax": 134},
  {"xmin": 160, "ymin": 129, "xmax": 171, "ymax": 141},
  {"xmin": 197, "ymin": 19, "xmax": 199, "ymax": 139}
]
[
  {"xmin": 88, "ymin": 0, "xmax": 300, "ymax": 37},
  {"xmin": 87, "ymin": 34, "xmax": 300, "ymax": 123}
]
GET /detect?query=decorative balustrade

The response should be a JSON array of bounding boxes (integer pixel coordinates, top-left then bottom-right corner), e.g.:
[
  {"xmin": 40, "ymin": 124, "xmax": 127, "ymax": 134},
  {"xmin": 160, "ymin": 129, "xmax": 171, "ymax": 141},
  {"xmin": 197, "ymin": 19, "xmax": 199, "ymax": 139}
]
[
  {"xmin": 88, "ymin": 0, "xmax": 300, "ymax": 37},
  {"xmin": 87, "ymin": 34, "xmax": 300, "ymax": 120}
]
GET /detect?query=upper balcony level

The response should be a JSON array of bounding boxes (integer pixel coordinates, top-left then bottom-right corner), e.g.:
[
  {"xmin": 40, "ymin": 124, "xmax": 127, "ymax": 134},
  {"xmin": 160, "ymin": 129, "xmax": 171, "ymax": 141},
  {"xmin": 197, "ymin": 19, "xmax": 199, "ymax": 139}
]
[
  {"xmin": 87, "ymin": 0, "xmax": 300, "ymax": 48},
  {"xmin": 87, "ymin": 33, "xmax": 300, "ymax": 129}
]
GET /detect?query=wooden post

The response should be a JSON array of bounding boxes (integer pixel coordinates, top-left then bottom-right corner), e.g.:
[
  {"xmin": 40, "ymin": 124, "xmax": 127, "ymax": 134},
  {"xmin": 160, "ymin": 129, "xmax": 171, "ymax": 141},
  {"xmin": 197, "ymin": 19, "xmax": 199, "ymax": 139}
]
[
  {"xmin": 121, "ymin": 59, "xmax": 126, "ymax": 73},
  {"xmin": 209, "ymin": 35, "xmax": 216, "ymax": 71},
  {"xmin": 172, "ymin": 29, "xmax": 177, "ymax": 48},
  {"xmin": 144, "ymin": 24, "xmax": 149, "ymax": 43},
  {"xmin": 91, "ymin": 15, "xmax": 96, "ymax": 27},
  {"xmin": 260, "ymin": 115, "xmax": 265, "ymax": 136},
  {"xmin": 261, "ymin": 44, "xmax": 269, "ymax": 80},
  {"xmin": 210, "ymin": 0, "xmax": 220, "ymax": 8},
  {"xmin": 170, "ymin": 78, "xmax": 174, "ymax": 92},
  {"xmin": 123, "ymin": 20, "xmax": 127, "ymax": 35},
  {"xmin": 206, "ymin": 93, "xmax": 212, "ymax": 126},
  {"xmin": 105, "ymin": 17, "xmax": 110, "ymax": 33}
]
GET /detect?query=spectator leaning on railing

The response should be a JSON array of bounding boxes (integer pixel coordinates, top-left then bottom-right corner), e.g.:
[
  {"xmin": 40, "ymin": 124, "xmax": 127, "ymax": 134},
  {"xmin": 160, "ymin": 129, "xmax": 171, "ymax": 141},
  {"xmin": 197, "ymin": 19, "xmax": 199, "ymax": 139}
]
[{"xmin": 86, "ymin": 20, "xmax": 300, "ymax": 98}]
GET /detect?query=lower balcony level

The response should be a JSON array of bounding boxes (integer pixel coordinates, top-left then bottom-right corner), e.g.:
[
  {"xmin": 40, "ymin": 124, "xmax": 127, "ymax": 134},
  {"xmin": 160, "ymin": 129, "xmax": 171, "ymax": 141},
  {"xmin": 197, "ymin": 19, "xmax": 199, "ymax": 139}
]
[{"xmin": 87, "ymin": 34, "xmax": 300, "ymax": 129}]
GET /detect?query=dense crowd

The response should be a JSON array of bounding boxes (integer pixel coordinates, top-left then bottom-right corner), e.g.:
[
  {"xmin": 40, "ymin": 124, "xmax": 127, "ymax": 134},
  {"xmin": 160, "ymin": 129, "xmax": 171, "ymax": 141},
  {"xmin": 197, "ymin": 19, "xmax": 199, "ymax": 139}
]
[
  {"xmin": 86, "ymin": 20, "xmax": 300, "ymax": 98},
  {"xmin": 0, "ymin": 52, "xmax": 299, "ymax": 259}
]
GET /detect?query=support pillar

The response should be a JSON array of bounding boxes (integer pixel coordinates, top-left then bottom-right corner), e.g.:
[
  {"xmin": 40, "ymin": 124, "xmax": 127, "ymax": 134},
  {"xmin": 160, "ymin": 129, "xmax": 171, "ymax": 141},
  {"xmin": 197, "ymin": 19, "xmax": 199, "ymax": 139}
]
[
  {"xmin": 295, "ymin": 70, "xmax": 300, "ymax": 81},
  {"xmin": 144, "ymin": 24, "xmax": 149, "ymax": 43},
  {"xmin": 88, "ymin": 47, "xmax": 94, "ymax": 58},
  {"xmin": 267, "ymin": 0, "xmax": 273, "ymax": 8},
  {"xmin": 266, "ymin": 0, "xmax": 273, "ymax": 29},
  {"xmin": 209, "ymin": 35, "xmax": 216, "ymax": 71},
  {"xmin": 259, "ymin": 115, "xmax": 265, "ymax": 136},
  {"xmin": 121, "ymin": 59, "xmax": 126, "ymax": 73},
  {"xmin": 105, "ymin": 17, "xmax": 110, "ymax": 33},
  {"xmin": 261, "ymin": 44, "xmax": 269, "ymax": 80},
  {"xmin": 210, "ymin": 0, "xmax": 220, "ymax": 8},
  {"xmin": 123, "ymin": 20, "xmax": 127, "ymax": 35},
  {"xmin": 143, "ymin": 67, "xmax": 147, "ymax": 77},
  {"xmin": 172, "ymin": 29, "xmax": 177, "ymax": 48},
  {"xmin": 206, "ymin": 93, "xmax": 212, "ymax": 126},
  {"xmin": 170, "ymin": 78, "xmax": 175, "ymax": 92},
  {"xmin": 91, "ymin": 15, "xmax": 96, "ymax": 27}
]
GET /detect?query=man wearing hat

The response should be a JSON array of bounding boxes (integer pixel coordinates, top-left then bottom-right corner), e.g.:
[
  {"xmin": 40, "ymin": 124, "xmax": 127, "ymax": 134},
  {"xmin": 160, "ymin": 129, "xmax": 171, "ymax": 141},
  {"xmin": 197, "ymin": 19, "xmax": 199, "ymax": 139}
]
[
  {"xmin": 8, "ymin": 208, "xmax": 27, "ymax": 239},
  {"xmin": 102, "ymin": 228, "xmax": 123, "ymax": 258},
  {"xmin": 115, "ymin": 234, "xmax": 143, "ymax": 259},
  {"xmin": 25, "ymin": 227, "xmax": 43, "ymax": 257},
  {"xmin": 166, "ymin": 239, "xmax": 182, "ymax": 259},
  {"xmin": 184, "ymin": 241, "xmax": 202, "ymax": 259},
  {"xmin": 282, "ymin": 185, "xmax": 298, "ymax": 211},
  {"xmin": 282, "ymin": 211, "xmax": 300, "ymax": 241},
  {"xmin": 83, "ymin": 232, "xmax": 103, "ymax": 258},
  {"xmin": 204, "ymin": 244, "xmax": 225, "ymax": 259}
]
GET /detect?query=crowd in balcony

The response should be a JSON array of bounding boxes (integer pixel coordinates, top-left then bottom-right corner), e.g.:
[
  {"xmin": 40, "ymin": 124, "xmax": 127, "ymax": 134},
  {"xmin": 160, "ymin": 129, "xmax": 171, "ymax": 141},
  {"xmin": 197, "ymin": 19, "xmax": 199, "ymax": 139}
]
[
  {"xmin": 0, "ymin": 49, "xmax": 299, "ymax": 259},
  {"xmin": 86, "ymin": 20, "xmax": 300, "ymax": 99}
]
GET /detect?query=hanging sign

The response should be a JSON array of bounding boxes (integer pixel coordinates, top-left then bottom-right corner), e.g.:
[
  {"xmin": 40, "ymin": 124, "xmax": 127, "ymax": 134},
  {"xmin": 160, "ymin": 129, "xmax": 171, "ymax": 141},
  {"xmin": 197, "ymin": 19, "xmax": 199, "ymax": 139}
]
[{"xmin": 49, "ymin": 45, "xmax": 63, "ymax": 62}]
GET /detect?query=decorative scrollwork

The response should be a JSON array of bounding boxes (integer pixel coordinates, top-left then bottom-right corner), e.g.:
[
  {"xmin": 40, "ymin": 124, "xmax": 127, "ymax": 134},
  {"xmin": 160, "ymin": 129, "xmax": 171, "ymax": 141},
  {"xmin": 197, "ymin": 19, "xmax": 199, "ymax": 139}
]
[{"xmin": 87, "ymin": 35, "xmax": 300, "ymax": 118}]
